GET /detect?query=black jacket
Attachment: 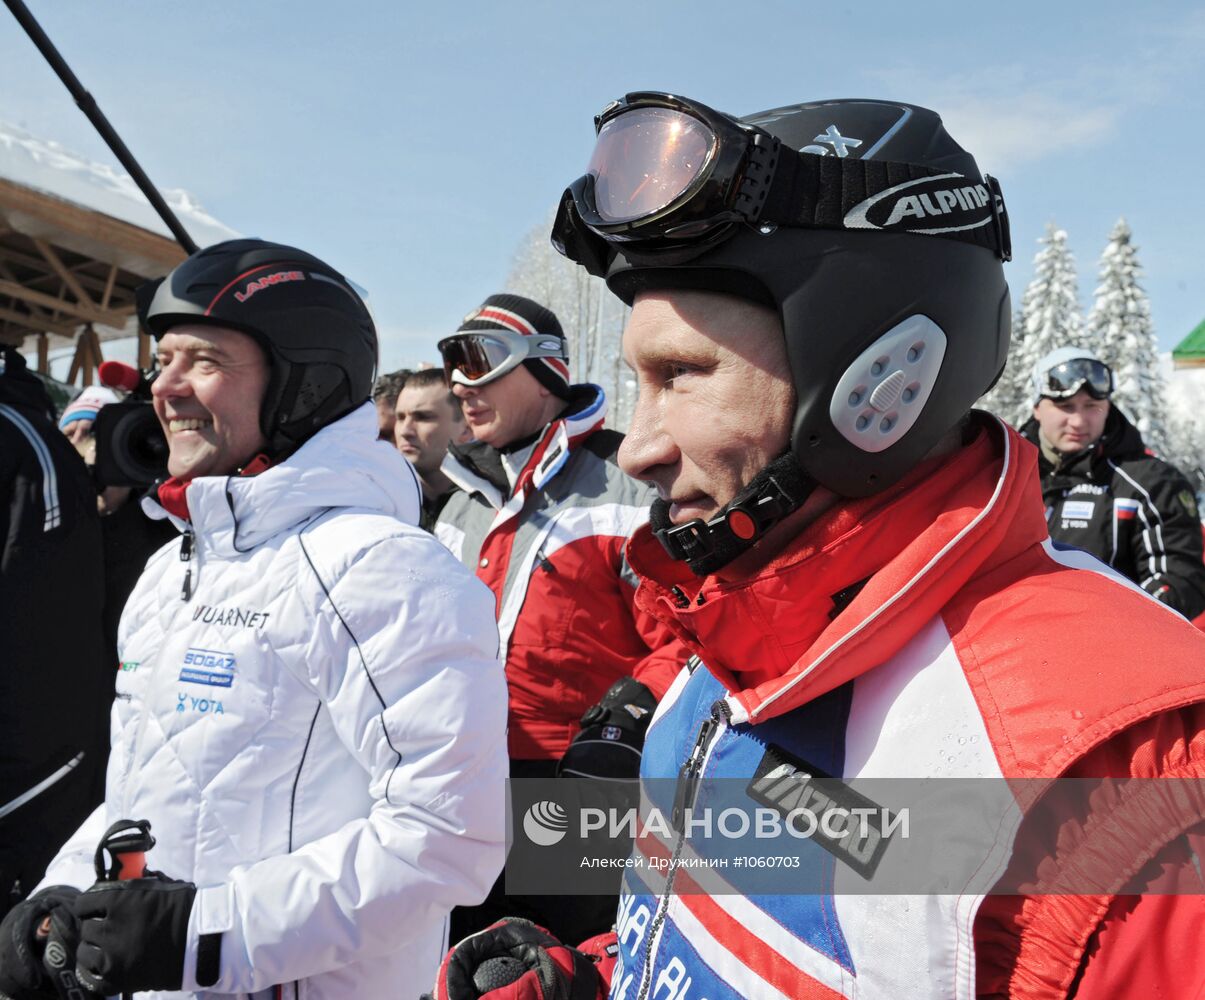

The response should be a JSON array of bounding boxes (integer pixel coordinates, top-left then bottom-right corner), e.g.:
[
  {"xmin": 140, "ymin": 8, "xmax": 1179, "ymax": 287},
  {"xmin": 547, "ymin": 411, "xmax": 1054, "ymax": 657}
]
[
  {"xmin": 1021, "ymin": 406, "xmax": 1205, "ymax": 618},
  {"xmin": 0, "ymin": 348, "xmax": 109, "ymax": 913}
]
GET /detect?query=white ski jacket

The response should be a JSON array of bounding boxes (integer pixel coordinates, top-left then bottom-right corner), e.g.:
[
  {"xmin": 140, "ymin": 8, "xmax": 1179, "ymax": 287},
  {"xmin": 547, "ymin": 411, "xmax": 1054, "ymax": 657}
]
[{"xmin": 40, "ymin": 403, "xmax": 508, "ymax": 999}]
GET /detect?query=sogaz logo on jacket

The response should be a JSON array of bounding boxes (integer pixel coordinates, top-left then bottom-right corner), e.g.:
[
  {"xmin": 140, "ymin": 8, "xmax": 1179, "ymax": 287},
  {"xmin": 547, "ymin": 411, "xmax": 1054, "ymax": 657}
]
[
  {"xmin": 179, "ymin": 647, "xmax": 236, "ymax": 688},
  {"xmin": 1061, "ymin": 500, "xmax": 1096, "ymax": 524}
]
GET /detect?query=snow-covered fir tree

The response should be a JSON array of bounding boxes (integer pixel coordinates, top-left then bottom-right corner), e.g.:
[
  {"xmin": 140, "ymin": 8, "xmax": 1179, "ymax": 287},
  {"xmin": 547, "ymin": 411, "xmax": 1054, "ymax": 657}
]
[
  {"xmin": 506, "ymin": 213, "xmax": 634, "ymax": 428},
  {"xmin": 1085, "ymin": 218, "xmax": 1170, "ymax": 454},
  {"xmin": 1001, "ymin": 223, "xmax": 1086, "ymax": 426},
  {"xmin": 977, "ymin": 303, "xmax": 1028, "ymax": 426}
]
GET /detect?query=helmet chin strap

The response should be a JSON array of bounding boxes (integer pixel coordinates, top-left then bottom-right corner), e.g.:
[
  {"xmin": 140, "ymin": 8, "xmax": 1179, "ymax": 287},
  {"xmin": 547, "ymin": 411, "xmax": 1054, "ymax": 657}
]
[{"xmin": 650, "ymin": 452, "xmax": 817, "ymax": 576}]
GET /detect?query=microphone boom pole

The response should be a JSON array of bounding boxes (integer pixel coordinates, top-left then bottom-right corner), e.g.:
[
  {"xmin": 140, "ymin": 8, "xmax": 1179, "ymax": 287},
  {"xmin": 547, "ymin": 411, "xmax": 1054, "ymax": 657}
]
[{"xmin": 5, "ymin": 0, "xmax": 199, "ymax": 254}]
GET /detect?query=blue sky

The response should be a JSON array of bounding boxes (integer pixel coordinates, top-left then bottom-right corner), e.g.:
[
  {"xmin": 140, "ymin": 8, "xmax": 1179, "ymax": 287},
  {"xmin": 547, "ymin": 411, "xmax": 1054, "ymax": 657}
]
[{"xmin": 4, "ymin": 0, "xmax": 1204, "ymax": 370}]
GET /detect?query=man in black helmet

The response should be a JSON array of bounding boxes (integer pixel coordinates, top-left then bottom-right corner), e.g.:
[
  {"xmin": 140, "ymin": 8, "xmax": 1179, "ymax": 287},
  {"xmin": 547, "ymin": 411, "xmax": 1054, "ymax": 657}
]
[
  {"xmin": 0, "ymin": 239, "xmax": 508, "ymax": 1000},
  {"xmin": 429, "ymin": 98, "xmax": 1205, "ymax": 1000}
]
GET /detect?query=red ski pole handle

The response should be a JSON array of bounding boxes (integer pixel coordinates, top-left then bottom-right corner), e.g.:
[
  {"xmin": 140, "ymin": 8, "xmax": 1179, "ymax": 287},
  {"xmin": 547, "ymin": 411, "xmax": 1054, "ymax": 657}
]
[{"xmin": 93, "ymin": 818, "xmax": 155, "ymax": 883}]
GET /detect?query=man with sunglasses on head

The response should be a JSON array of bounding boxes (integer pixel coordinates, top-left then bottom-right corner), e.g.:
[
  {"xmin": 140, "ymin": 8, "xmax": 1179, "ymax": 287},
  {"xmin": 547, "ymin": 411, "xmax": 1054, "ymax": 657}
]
[
  {"xmin": 1020, "ymin": 346, "xmax": 1205, "ymax": 618},
  {"xmin": 435, "ymin": 294, "xmax": 688, "ymax": 946},
  {"xmin": 427, "ymin": 96, "xmax": 1205, "ymax": 1000}
]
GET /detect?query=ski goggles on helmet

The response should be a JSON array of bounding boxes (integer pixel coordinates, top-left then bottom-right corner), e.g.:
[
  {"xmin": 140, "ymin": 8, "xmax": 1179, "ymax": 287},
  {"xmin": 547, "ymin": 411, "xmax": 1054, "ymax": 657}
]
[
  {"xmin": 553, "ymin": 91, "xmax": 1012, "ymax": 276},
  {"xmin": 438, "ymin": 329, "xmax": 567, "ymax": 388},
  {"xmin": 1039, "ymin": 358, "xmax": 1114, "ymax": 400}
]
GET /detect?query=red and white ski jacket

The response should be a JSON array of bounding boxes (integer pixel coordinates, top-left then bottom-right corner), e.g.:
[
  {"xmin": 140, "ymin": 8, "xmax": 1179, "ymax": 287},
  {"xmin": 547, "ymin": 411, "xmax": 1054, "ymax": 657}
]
[
  {"xmin": 435, "ymin": 385, "xmax": 687, "ymax": 760},
  {"xmin": 615, "ymin": 414, "xmax": 1205, "ymax": 999}
]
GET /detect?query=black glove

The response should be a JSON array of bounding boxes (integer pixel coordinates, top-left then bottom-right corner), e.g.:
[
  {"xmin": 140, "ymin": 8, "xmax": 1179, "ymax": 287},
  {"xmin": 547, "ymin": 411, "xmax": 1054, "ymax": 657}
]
[
  {"xmin": 422, "ymin": 917, "xmax": 605, "ymax": 1000},
  {"xmin": 0, "ymin": 885, "xmax": 100, "ymax": 1000},
  {"xmin": 557, "ymin": 676, "xmax": 657, "ymax": 781},
  {"xmin": 72, "ymin": 873, "xmax": 205, "ymax": 995}
]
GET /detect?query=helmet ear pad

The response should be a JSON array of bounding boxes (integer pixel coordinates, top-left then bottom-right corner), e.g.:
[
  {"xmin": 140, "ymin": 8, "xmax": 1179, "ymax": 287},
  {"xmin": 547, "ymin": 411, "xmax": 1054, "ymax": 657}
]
[
  {"xmin": 254, "ymin": 304, "xmax": 377, "ymax": 452},
  {"xmin": 774, "ymin": 229, "xmax": 1010, "ymax": 496},
  {"xmin": 260, "ymin": 354, "xmax": 357, "ymax": 452}
]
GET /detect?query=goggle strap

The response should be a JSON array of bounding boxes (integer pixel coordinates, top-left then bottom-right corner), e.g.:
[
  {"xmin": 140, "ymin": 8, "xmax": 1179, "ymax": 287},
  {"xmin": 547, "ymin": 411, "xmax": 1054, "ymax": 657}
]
[{"xmin": 757, "ymin": 150, "xmax": 1011, "ymax": 260}]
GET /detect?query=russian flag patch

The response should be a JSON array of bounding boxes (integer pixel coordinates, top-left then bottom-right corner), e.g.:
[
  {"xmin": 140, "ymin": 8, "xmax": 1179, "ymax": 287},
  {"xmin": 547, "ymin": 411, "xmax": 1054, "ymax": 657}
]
[{"xmin": 1114, "ymin": 498, "xmax": 1141, "ymax": 521}]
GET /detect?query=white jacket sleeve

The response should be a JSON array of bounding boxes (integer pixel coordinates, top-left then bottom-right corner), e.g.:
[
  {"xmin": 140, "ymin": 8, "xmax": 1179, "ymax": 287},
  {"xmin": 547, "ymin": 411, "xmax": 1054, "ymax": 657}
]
[{"xmin": 183, "ymin": 532, "xmax": 508, "ymax": 993}]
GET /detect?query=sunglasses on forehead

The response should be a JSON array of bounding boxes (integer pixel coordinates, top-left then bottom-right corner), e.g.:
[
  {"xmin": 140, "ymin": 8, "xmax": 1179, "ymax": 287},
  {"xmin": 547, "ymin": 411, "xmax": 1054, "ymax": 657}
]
[{"xmin": 437, "ymin": 329, "xmax": 567, "ymax": 388}]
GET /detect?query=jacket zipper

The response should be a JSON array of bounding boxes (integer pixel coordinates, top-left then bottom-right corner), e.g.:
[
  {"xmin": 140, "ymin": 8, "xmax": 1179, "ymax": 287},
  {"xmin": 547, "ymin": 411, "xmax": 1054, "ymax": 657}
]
[
  {"xmin": 179, "ymin": 528, "xmax": 194, "ymax": 601},
  {"xmin": 636, "ymin": 699, "xmax": 729, "ymax": 1000}
]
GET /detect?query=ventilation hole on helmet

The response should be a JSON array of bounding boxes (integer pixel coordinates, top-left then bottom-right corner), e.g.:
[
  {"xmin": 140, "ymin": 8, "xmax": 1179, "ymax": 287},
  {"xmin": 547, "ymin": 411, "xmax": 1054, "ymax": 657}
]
[
  {"xmin": 870, "ymin": 358, "xmax": 888, "ymax": 377},
  {"xmin": 808, "ymin": 434, "xmax": 820, "ymax": 446},
  {"xmin": 902, "ymin": 382, "xmax": 921, "ymax": 404},
  {"xmin": 868, "ymin": 473, "xmax": 879, "ymax": 484},
  {"xmin": 848, "ymin": 386, "xmax": 867, "ymax": 407},
  {"xmin": 907, "ymin": 342, "xmax": 925, "ymax": 363},
  {"xmin": 855, "ymin": 413, "xmax": 872, "ymax": 432},
  {"xmin": 879, "ymin": 414, "xmax": 897, "ymax": 433}
]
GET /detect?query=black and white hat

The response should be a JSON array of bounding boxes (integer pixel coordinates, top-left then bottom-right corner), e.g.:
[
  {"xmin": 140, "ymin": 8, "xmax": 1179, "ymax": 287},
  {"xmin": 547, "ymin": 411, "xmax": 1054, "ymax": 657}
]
[{"xmin": 457, "ymin": 294, "xmax": 570, "ymax": 398}]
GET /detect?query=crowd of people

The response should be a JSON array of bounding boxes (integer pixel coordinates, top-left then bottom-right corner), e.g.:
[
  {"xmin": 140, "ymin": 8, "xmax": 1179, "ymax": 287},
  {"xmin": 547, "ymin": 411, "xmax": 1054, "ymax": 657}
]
[{"xmin": 2, "ymin": 92, "xmax": 1204, "ymax": 1000}]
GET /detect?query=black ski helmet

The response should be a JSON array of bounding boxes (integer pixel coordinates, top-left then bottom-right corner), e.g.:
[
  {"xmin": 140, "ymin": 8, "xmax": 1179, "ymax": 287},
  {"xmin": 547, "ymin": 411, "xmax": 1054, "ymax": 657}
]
[
  {"xmin": 139, "ymin": 238, "xmax": 378, "ymax": 455},
  {"xmin": 599, "ymin": 98, "xmax": 1012, "ymax": 499}
]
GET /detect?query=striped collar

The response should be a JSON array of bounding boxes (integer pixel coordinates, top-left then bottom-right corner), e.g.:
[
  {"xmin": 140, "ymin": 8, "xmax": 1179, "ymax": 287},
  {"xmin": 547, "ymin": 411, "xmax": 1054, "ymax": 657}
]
[{"xmin": 442, "ymin": 383, "xmax": 607, "ymax": 508}]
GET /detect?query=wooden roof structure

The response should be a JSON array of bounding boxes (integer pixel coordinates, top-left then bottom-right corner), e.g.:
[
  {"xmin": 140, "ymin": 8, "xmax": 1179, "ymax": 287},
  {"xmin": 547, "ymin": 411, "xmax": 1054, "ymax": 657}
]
[{"xmin": 0, "ymin": 174, "xmax": 187, "ymax": 383}]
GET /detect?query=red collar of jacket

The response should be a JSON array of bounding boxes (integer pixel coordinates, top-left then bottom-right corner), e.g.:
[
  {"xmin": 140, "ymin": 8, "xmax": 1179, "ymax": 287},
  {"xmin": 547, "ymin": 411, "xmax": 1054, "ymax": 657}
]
[
  {"xmin": 627, "ymin": 415, "xmax": 1048, "ymax": 725},
  {"xmin": 154, "ymin": 453, "xmax": 275, "ymax": 524},
  {"xmin": 156, "ymin": 476, "xmax": 192, "ymax": 521}
]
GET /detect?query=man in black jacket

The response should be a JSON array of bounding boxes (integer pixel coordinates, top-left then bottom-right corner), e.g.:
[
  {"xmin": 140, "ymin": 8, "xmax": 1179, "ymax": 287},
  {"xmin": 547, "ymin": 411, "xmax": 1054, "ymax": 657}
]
[
  {"xmin": 0, "ymin": 346, "xmax": 109, "ymax": 917},
  {"xmin": 1020, "ymin": 346, "xmax": 1205, "ymax": 618}
]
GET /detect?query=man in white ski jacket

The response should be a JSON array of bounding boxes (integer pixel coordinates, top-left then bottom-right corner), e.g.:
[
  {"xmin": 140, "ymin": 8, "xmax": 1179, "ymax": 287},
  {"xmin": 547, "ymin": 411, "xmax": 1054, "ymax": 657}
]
[{"xmin": 0, "ymin": 240, "xmax": 508, "ymax": 1000}]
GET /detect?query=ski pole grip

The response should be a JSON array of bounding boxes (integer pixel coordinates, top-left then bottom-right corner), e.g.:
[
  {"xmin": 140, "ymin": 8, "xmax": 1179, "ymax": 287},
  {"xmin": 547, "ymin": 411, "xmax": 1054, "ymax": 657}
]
[{"xmin": 93, "ymin": 818, "xmax": 155, "ymax": 882}]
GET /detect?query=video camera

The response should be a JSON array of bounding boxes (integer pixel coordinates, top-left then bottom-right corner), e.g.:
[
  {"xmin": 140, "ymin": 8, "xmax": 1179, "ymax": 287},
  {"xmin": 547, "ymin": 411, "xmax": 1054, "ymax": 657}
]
[{"xmin": 92, "ymin": 360, "xmax": 169, "ymax": 488}]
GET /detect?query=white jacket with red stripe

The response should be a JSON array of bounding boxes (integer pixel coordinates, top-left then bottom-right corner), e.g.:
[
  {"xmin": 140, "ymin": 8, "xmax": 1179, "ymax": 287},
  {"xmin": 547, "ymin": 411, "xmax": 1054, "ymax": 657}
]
[{"xmin": 435, "ymin": 385, "xmax": 687, "ymax": 759}]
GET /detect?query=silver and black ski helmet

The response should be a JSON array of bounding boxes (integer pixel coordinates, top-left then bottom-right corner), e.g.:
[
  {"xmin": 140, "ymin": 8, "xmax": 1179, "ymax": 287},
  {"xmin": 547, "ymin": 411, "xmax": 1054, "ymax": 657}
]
[
  {"xmin": 138, "ymin": 238, "xmax": 378, "ymax": 455},
  {"xmin": 555, "ymin": 96, "xmax": 1012, "ymax": 499}
]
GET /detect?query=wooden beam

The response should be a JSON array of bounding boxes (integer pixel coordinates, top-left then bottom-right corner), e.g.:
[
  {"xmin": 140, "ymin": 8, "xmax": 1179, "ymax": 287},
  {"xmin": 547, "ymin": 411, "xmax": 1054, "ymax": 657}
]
[
  {"xmin": 83, "ymin": 325, "xmax": 103, "ymax": 385},
  {"xmin": 0, "ymin": 305, "xmax": 80, "ymax": 337},
  {"xmin": 138, "ymin": 328, "xmax": 152, "ymax": 369},
  {"xmin": 66, "ymin": 325, "xmax": 105, "ymax": 386},
  {"xmin": 0, "ymin": 278, "xmax": 128, "ymax": 328},
  {"xmin": 0, "ymin": 177, "xmax": 187, "ymax": 275},
  {"xmin": 66, "ymin": 331, "xmax": 86, "ymax": 385},
  {"xmin": 0, "ymin": 257, "xmax": 62, "ymax": 327},
  {"xmin": 0, "ymin": 243, "xmax": 135, "ymax": 299},
  {"xmin": 37, "ymin": 333, "xmax": 48, "ymax": 374},
  {"xmin": 31, "ymin": 237, "xmax": 98, "ymax": 309},
  {"xmin": 100, "ymin": 263, "xmax": 118, "ymax": 309}
]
